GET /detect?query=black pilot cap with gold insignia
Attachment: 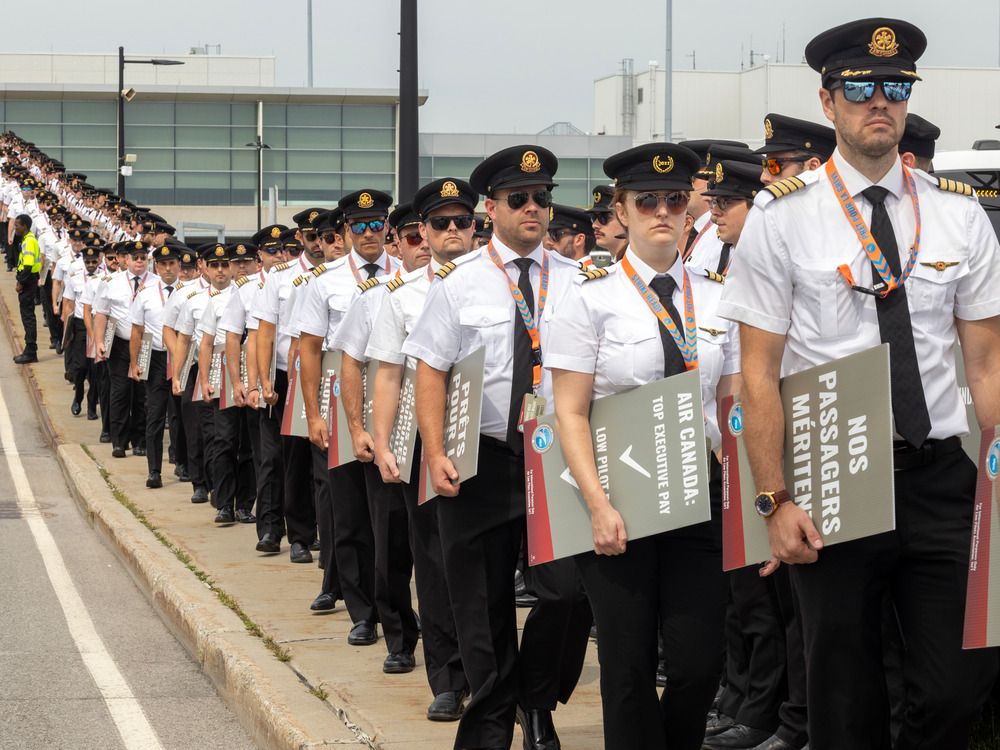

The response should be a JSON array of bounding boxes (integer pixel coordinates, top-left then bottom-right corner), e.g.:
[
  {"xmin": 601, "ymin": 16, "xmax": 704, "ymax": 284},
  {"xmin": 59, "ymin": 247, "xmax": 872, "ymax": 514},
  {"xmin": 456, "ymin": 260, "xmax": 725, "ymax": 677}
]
[
  {"xmin": 388, "ymin": 202, "xmax": 421, "ymax": 231},
  {"xmin": 126, "ymin": 241, "xmax": 148, "ymax": 258},
  {"xmin": 805, "ymin": 17, "xmax": 926, "ymax": 87},
  {"xmin": 703, "ymin": 144, "xmax": 761, "ymax": 180},
  {"xmin": 603, "ymin": 143, "xmax": 700, "ymax": 192},
  {"xmin": 339, "ymin": 190, "xmax": 393, "ymax": 220},
  {"xmin": 753, "ymin": 114, "xmax": 836, "ymax": 160},
  {"xmin": 587, "ymin": 185, "xmax": 615, "ymax": 216},
  {"xmin": 549, "ymin": 205, "xmax": 595, "ymax": 237},
  {"xmin": 899, "ymin": 113, "xmax": 941, "ymax": 160},
  {"xmin": 315, "ymin": 208, "xmax": 346, "ymax": 233},
  {"xmin": 291, "ymin": 208, "xmax": 327, "ymax": 230},
  {"xmin": 678, "ymin": 140, "xmax": 749, "ymax": 168},
  {"xmin": 200, "ymin": 242, "xmax": 230, "ymax": 261},
  {"xmin": 252, "ymin": 224, "xmax": 288, "ymax": 250},
  {"xmin": 153, "ymin": 243, "xmax": 183, "ymax": 263},
  {"xmin": 227, "ymin": 242, "xmax": 258, "ymax": 260},
  {"xmin": 469, "ymin": 145, "xmax": 558, "ymax": 196},
  {"xmin": 413, "ymin": 177, "xmax": 477, "ymax": 219},
  {"xmin": 702, "ymin": 161, "xmax": 765, "ymax": 201}
]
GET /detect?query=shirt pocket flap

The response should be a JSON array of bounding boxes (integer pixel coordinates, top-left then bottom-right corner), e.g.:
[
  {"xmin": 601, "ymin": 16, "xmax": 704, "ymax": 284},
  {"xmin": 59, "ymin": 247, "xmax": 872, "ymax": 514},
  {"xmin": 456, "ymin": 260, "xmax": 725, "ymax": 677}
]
[
  {"xmin": 328, "ymin": 293, "xmax": 352, "ymax": 312},
  {"xmin": 606, "ymin": 320, "xmax": 657, "ymax": 344},
  {"xmin": 459, "ymin": 305, "xmax": 509, "ymax": 328},
  {"xmin": 909, "ymin": 258, "xmax": 968, "ymax": 285}
]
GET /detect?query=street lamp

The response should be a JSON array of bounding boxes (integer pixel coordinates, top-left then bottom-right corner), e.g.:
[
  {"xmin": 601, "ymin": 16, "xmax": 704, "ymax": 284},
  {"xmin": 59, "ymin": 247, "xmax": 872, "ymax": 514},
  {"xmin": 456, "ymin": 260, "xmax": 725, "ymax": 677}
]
[
  {"xmin": 117, "ymin": 46, "xmax": 184, "ymax": 198},
  {"xmin": 245, "ymin": 136, "xmax": 271, "ymax": 232}
]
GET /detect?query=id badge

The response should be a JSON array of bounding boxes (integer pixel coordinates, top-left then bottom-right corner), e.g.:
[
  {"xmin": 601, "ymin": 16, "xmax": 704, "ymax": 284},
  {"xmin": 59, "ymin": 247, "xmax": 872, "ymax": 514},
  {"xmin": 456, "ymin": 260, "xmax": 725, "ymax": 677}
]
[{"xmin": 518, "ymin": 393, "xmax": 547, "ymax": 433}]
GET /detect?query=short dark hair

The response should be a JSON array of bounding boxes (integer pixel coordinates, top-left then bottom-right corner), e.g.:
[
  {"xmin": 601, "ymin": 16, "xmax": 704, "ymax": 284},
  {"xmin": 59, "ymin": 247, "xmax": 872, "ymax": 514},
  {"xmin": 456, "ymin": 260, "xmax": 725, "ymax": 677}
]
[{"xmin": 15, "ymin": 213, "xmax": 31, "ymax": 229}]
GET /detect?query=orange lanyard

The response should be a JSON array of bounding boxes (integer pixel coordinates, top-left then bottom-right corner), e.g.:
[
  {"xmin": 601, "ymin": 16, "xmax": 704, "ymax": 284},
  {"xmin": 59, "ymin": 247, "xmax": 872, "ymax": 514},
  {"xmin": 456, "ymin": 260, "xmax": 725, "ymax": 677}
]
[
  {"xmin": 825, "ymin": 159, "xmax": 921, "ymax": 297},
  {"xmin": 485, "ymin": 242, "xmax": 549, "ymax": 388},
  {"xmin": 619, "ymin": 256, "xmax": 699, "ymax": 370}
]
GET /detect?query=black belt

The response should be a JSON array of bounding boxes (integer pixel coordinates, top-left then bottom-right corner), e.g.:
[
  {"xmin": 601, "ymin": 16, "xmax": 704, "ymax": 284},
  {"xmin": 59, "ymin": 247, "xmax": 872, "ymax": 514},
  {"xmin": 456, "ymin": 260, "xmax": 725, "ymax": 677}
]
[{"xmin": 893, "ymin": 435, "xmax": 962, "ymax": 472}]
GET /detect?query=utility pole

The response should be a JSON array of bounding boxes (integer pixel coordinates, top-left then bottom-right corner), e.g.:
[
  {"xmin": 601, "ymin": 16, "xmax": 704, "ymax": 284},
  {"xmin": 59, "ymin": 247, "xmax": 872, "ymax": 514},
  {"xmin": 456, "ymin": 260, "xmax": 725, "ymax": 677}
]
[
  {"xmin": 398, "ymin": 0, "xmax": 419, "ymax": 202},
  {"xmin": 307, "ymin": 0, "xmax": 314, "ymax": 87},
  {"xmin": 664, "ymin": 0, "xmax": 673, "ymax": 142}
]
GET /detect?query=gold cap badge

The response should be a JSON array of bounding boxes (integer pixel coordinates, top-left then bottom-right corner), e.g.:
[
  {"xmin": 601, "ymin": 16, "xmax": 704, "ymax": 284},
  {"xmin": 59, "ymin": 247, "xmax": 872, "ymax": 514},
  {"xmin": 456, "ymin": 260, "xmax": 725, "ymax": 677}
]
[
  {"xmin": 214, "ymin": 246, "xmax": 225, "ymax": 257},
  {"xmin": 358, "ymin": 192, "xmax": 374, "ymax": 209},
  {"xmin": 236, "ymin": 244, "xmax": 247, "ymax": 255},
  {"xmin": 869, "ymin": 26, "xmax": 899, "ymax": 58},
  {"xmin": 134, "ymin": 242, "xmax": 143, "ymax": 250},
  {"xmin": 270, "ymin": 226, "xmax": 280, "ymax": 238},
  {"xmin": 308, "ymin": 211, "xmax": 319, "ymax": 222},
  {"xmin": 652, "ymin": 155, "xmax": 674, "ymax": 174},
  {"xmin": 593, "ymin": 190, "xmax": 601, "ymax": 205},
  {"xmin": 440, "ymin": 180, "xmax": 460, "ymax": 198},
  {"xmin": 715, "ymin": 163, "xmax": 725, "ymax": 183},
  {"xmin": 160, "ymin": 247, "xmax": 169, "ymax": 256},
  {"xmin": 764, "ymin": 118, "xmax": 774, "ymax": 140},
  {"xmin": 520, "ymin": 151, "xmax": 541, "ymax": 173}
]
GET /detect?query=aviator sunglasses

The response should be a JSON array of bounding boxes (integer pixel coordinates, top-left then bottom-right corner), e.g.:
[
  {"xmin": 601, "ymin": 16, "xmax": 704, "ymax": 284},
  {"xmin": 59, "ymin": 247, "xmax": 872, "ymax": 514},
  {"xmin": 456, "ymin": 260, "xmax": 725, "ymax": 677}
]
[
  {"xmin": 633, "ymin": 191, "xmax": 690, "ymax": 215},
  {"xmin": 350, "ymin": 219, "xmax": 386, "ymax": 235},
  {"xmin": 763, "ymin": 156, "xmax": 811, "ymax": 176},
  {"xmin": 428, "ymin": 215, "xmax": 475, "ymax": 231},
  {"xmin": 503, "ymin": 190, "xmax": 552, "ymax": 210},
  {"xmin": 835, "ymin": 80, "xmax": 913, "ymax": 103}
]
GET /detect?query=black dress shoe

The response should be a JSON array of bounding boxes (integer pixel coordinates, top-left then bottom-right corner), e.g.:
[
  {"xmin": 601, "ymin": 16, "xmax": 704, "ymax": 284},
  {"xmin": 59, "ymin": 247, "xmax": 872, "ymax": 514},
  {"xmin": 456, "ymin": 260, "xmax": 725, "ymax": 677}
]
[
  {"xmin": 55, "ymin": 343, "xmax": 63, "ymax": 355},
  {"xmin": 749, "ymin": 736, "xmax": 802, "ymax": 750},
  {"xmin": 71, "ymin": 401, "xmax": 81, "ymax": 416},
  {"xmin": 111, "ymin": 447, "xmax": 126, "ymax": 458},
  {"xmin": 310, "ymin": 592, "xmax": 337, "ymax": 611},
  {"xmin": 516, "ymin": 706, "xmax": 560, "ymax": 750},
  {"xmin": 13, "ymin": 352, "xmax": 38, "ymax": 364},
  {"xmin": 255, "ymin": 533, "xmax": 280, "ymax": 554},
  {"xmin": 146, "ymin": 472, "xmax": 162, "ymax": 489},
  {"xmin": 309, "ymin": 539, "xmax": 320, "ymax": 551},
  {"xmin": 289, "ymin": 542, "xmax": 313, "ymax": 564},
  {"xmin": 48, "ymin": 341, "xmax": 57, "ymax": 350},
  {"xmin": 214, "ymin": 507, "xmax": 236, "ymax": 524},
  {"xmin": 99, "ymin": 431, "xmax": 111, "ymax": 443},
  {"xmin": 427, "ymin": 689, "xmax": 466, "ymax": 722},
  {"xmin": 347, "ymin": 620, "xmax": 377, "ymax": 646},
  {"xmin": 132, "ymin": 446, "xmax": 146, "ymax": 457},
  {"xmin": 703, "ymin": 724, "xmax": 773, "ymax": 749},
  {"xmin": 235, "ymin": 509, "xmax": 256, "ymax": 524},
  {"xmin": 174, "ymin": 463, "xmax": 191, "ymax": 482},
  {"xmin": 383, "ymin": 651, "xmax": 416, "ymax": 674},
  {"xmin": 191, "ymin": 486, "xmax": 209, "ymax": 504},
  {"xmin": 87, "ymin": 409, "xmax": 98, "ymax": 420},
  {"xmin": 705, "ymin": 713, "xmax": 736, "ymax": 738}
]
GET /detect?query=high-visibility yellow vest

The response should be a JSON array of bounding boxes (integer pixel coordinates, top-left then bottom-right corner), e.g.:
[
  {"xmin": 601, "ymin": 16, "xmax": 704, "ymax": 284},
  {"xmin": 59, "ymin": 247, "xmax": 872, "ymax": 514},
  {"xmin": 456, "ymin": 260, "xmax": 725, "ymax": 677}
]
[{"xmin": 17, "ymin": 231, "xmax": 41, "ymax": 274}]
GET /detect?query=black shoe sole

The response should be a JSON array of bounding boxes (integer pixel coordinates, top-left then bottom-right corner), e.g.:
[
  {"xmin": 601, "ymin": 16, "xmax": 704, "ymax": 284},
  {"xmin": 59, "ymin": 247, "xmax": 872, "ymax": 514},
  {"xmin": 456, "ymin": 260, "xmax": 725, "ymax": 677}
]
[
  {"xmin": 256, "ymin": 544, "xmax": 280, "ymax": 554},
  {"xmin": 427, "ymin": 708, "xmax": 464, "ymax": 722}
]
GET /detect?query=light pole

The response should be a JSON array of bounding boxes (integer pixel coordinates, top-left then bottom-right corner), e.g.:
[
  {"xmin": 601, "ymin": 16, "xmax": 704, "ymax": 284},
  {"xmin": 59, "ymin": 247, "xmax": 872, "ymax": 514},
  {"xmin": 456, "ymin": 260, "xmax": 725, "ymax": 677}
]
[
  {"xmin": 117, "ymin": 47, "xmax": 184, "ymax": 198},
  {"xmin": 398, "ymin": 0, "xmax": 418, "ymax": 202},
  {"xmin": 245, "ymin": 136, "xmax": 270, "ymax": 233}
]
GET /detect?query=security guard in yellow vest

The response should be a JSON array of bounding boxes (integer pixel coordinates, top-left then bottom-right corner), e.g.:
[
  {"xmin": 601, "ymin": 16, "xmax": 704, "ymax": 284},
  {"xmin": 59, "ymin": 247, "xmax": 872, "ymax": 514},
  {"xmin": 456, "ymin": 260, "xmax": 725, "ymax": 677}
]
[{"xmin": 14, "ymin": 212, "xmax": 41, "ymax": 363}]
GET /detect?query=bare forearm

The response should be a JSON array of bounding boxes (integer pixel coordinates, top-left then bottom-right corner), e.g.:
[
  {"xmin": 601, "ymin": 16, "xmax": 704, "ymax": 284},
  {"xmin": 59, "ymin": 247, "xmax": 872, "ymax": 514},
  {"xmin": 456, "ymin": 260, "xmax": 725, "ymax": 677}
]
[
  {"xmin": 341, "ymin": 353, "xmax": 366, "ymax": 433},
  {"xmin": 256, "ymin": 321, "xmax": 275, "ymax": 387},
  {"xmin": 129, "ymin": 324, "xmax": 143, "ymax": 369},
  {"xmin": 415, "ymin": 362, "xmax": 447, "ymax": 459},
  {"xmin": 372, "ymin": 362, "xmax": 403, "ymax": 450},
  {"xmin": 225, "ymin": 332, "xmax": 242, "ymax": 385},
  {"xmin": 174, "ymin": 334, "xmax": 192, "ymax": 380},
  {"xmin": 94, "ymin": 313, "xmax": 107, "ymax": 345},
  {"xmin": 958, "ymin": 317, "xmax": 1000, "ymax": 429},
  {"xmin": 245, "ymin": 330, "xmax": 259, "ymax": 386},
  {"xmin": 299, "ymin": 335, "xmax": 323, "ymax": 420},
  {"xmin": 742, "ymin": 375, "xmax": 785, "ymax": 490}
]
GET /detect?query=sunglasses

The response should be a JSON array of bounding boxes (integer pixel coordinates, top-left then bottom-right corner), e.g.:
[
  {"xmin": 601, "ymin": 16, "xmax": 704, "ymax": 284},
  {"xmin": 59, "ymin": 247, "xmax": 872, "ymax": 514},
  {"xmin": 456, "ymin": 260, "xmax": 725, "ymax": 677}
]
[
  {"xmin": 709, "ymin": 196, "xmax": 748, "ymax": 212},
  {"xmin": 837, "ymin": 80, "xmax": 913, "ymax": 103},
  {"xmin": 763, "ymin": 156, "xmax": 812, "ymax": 176},
  {"xmin": 428, "ymin": 215, "xmax": 475, "ymax": 231},
  {"xmin": 504, "ymin": 190, "xmax": 552, "ymax": 210},
  {"xmin": 399, "ymin": 231, "xmax": 423, "ymax": 247},
  {"xmin": 206, "ymin": 259, "xmax": 230, "ymax": 268},
  {"xmin": 547, "ymin": 228, "xmax": 574, "ymax": 242},
  {"xmin": 633, "ymin": 191, "xmax": 689, "ymax": 216},
  {"xmin": 592, "ymin": 213, "xmax": 612, "ymax": 226},
  {"xmin": 320, "ymin": 231, "xmax": 338, "ymax": 244},
  {"xmin": 286, "ymin": 246, "xmax": 303, "ymax": 256},
  {"xmin": 350, "ymin": 219, "xmax": 386, "ymax": 235},
  {"xmin": 303, "ymin": 231, "xmax": 319, "ymax": 242},
  {"xmin": 261, "ymin": 246, "xmax": 283, "ymax": 255}
]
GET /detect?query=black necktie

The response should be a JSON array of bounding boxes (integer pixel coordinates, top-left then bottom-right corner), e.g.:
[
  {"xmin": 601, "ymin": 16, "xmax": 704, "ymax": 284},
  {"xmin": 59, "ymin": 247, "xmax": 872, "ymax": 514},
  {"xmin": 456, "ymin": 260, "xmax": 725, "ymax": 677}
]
[
  {"xmin": 862, "ymin": 186, "xmax": 931, "ymax": 448},
  {"xmin": 507, "ymin": 257, "xmax": 535, "ymax": 454},
  {"xmin": 716, "ymin": 243, "xmax": 733, "ymax": 275},
  {"xmin": 132, "ymin": 275, "xmax": 140, "ymax": 295},
  {"xmin": 649, "ymin": 275, "xmax": 687, "ymax": 378},
  {"xmin": 684, "ymin": 226, "xmax": 699, "ymax": 256},
  {"xmin": 165, "ymin": 285, "xmax": 174, "ymax": 298},
  {"xmin": 363, "ymin": 263, "xmax": 380, "ymax": 279}
]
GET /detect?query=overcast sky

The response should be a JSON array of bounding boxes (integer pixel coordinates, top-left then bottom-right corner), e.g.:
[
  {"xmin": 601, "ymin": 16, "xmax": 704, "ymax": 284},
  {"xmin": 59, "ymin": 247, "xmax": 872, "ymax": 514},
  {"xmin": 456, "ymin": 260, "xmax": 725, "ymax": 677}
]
[{"xmin": 14, "ymin": 0, "xmax": 1000, "ymax": 133}]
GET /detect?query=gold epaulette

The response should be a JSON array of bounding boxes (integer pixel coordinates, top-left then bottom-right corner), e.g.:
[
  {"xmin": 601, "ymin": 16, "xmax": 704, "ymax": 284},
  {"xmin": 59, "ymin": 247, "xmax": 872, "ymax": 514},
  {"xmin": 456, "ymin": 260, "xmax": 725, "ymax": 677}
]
[
  {"xmin": 580, "ymin": 267, "xmax": 610, "ymax": 282},
  {"xmin": 136, "ymin": 284, "xmax": 146, "ymax": 294},
  {"xmin": 435, "ymin": 261, "xmax": 456, "ymax": 279},
  {"xmin": 175, "ymin": 281, "xmax": 185, "ymax": 291},
  {"xmin": 936, "ymin": 177, "xmax": 975, "ymax": 198},
  {"xmin": 102, "ymin": 275, "xmax": 112, "ymax": 282},
  {"xmin": 292, "ymin": 275, "xmax": 305, "ymax": 287},
  {"xmin": 187, "ymin": 290, "xmax": 199, "ymax": 299},
  {"xmin": 258, "ymin": 280, "xmax": 265, "ymax": 289},
  {"xmin": 357, "ymin": 277, "xmax": 380, "ymax": 293},
  {"xmin": 764, "ymin": 176, "xmax": 806, "ymax": 199},
  {"xmin": 272, "ymin": 261, "xmax": 290, "ymax": 272},
  {"xmin": 235, "ymin": 275, "xmax": 249, "ymax": 288},
  {"xmin": 311, "ymin": 263, "xmax": 326, "ymax": 277},
  {"xmin": 210, "ymin": 288, "xmax": 222, "ymax": 297},
  {"xmin": 386, "ymin": 277, "xmax": 406, "ymax": 292},
  {"xmin": 705, "ymin": 270, "xmax": 726, "ymax": 284}
]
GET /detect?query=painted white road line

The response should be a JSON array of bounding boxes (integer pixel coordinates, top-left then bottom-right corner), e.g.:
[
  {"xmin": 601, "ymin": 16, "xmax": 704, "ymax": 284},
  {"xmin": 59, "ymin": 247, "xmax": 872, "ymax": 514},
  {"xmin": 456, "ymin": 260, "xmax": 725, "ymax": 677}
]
[{"xmin": 0, "ymin": 385, "xmax": 165, "ymax": 750}]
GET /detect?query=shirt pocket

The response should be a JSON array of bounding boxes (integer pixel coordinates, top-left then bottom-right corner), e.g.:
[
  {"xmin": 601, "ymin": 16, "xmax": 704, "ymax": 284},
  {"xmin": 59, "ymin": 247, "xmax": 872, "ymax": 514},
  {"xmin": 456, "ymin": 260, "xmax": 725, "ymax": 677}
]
[
  {"xmin": 696, "ymin": 327, "xmax": 728, "ymax": 386},
  {"xmin": 792, "ymin": 260, "xmax": 861, "ymax": 340},
  {"xmin": 603, "ymin": 320, "xmax": 661, "ymax": 386},
  {"xmin": 458, "ymin": 305, "xmax": 510, "ymax": 366},
  {"xmin": 906, "ymin": 258, "xmax": 967, "ymax": 328}
]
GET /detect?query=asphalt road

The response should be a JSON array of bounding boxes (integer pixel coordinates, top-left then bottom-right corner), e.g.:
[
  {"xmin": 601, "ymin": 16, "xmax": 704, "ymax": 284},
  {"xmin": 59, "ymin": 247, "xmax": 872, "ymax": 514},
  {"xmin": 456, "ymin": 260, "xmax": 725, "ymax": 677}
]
[{"xmin": 0, "ymin": 328, "xmax": 256, "ymax": 750}]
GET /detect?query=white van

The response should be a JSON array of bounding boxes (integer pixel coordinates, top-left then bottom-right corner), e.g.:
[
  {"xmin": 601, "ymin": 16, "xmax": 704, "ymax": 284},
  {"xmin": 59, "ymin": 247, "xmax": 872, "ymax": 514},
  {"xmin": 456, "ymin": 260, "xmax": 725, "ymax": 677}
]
[{"xmin": 930, "ymin": 149, "xmax": 1000, "ymax": 238}]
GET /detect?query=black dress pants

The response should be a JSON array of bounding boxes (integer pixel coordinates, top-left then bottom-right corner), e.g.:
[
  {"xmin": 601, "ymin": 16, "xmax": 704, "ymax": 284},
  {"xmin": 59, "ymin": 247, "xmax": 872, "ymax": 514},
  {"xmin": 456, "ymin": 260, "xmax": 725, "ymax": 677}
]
[
  {"xmin": 109, "ymin": 335, "xmax": 145, "ymax": 450},
  {"xmin": 66, "ymin": 318, "xmax": 87, "ymax": 401},
  {"xmin": 272, "ymin": 369, "xmax": 316, "ymax": 546},
  {"xmin": 792, "ymin": 447, "xmax": 998, "ymax": 750},
  {"xmin": 256, "ymin": 372, "xmax": 286, "ymax": 542},
  {"xmin": 211, "ymin": 402, "xmax": 254, "ymax": 514},
  {"xmin": 96, "ymin": 359, "xmax": 111, "ymax": 434},
  {"xmin": 364, "ymin": 461, "xmax": 418, "ymax": 656},
  {"xmin": 402, "ymin": 447, "xmax": 466, "ymax": 697},
  {"xmin": 773, "ymin": 566, "xmax": 808, "ymax": 747},
  {"xmin": 181, "ymin": 363, "xmax": 209, "ymax": 490},
  {"xmin": 168, "ymin": 393, "xmax": 186, "ymax": 467},
  {"xmin": 575, "ymin": 458, "xmax": 726, "ymax": 750},
  {"xmin": 17, "ymin": 278, "xmax": 37, "ymax": 354},
  {"xmin": 436, "ymin": 437, "xmax": 529, "ymax": 750},
  {"xmin": 312, "ymin": 443, "xmax": 342, "ymax": 597},
  {"xmin": 41, "ymin": 275, "xmax": 60, "ymax": 346},
  {"xmin": 328, "ymin": 460, "xmax": 376, "ymax": 624},
  {"xmin": 143, "ymin": 350, "xmax": 170, "ymax": 475}
]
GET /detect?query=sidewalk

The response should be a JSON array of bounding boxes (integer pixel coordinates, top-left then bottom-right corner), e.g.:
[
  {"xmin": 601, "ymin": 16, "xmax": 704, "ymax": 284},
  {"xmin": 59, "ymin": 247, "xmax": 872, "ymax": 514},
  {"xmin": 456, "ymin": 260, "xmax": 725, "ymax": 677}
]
[{"xmin": 0, "ymin": 277, "xmax": 604, "ymax": 750}]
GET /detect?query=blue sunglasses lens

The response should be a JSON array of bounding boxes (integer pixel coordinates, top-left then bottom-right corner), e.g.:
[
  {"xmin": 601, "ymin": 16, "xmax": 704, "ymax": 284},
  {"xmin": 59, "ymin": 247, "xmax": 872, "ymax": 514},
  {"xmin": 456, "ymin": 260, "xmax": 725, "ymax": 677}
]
[{"xmin": 842, "ymin": 80, "xmax": 912, "ymax": 103}]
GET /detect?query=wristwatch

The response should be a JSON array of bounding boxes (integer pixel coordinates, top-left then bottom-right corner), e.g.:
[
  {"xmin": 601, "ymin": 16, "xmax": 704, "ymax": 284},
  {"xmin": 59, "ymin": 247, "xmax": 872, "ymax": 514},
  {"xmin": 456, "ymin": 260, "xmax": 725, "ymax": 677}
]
[{"xmin": 754, "ymin": 489, "xmax": 793, "ymax": 518}]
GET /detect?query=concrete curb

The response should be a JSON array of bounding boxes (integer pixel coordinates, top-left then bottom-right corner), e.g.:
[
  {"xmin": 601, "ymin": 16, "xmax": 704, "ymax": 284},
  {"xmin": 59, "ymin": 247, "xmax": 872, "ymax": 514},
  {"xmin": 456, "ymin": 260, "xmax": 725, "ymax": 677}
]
[{"xmin": 0, "ymin": 292, "xmax": 365, "ymax": 749}]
